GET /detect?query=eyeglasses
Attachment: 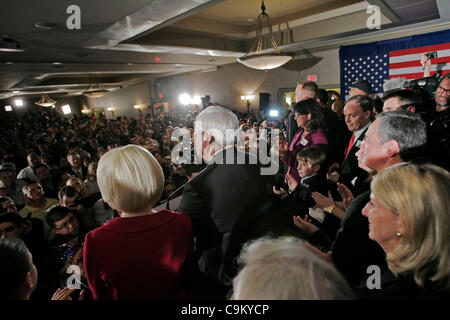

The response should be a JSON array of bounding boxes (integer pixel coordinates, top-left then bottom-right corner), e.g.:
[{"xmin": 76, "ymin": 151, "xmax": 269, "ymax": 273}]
[
  {"xmin": 436, "ymin": 86, "xmax": 450, "ymax": 94},
  {"xmin": 55, "ymin": 215, "xmax": 76, "ymax": 231}
]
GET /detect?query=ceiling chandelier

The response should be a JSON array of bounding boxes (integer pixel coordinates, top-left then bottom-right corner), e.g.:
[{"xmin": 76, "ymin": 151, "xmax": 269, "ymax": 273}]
[
  {"xmin": 35, "ymin": 94, "xmax": 56, "ymax": 107},
  {"xmin": 237, "ymin": 0, "xmax": 293, "ymax": 71},
  {"xmin": 83, "ymin": 79, "xmax": 109, "ymax": 98}
]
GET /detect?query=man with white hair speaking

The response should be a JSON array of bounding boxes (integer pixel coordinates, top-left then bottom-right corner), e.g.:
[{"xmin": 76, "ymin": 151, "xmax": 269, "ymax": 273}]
[{"xmin": 178, "ymin": 105, "xmax": 276, "ymax": 298}]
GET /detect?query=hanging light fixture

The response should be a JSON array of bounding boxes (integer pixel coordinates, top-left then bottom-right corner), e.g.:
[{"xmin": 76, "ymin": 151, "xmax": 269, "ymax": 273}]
[
  {"xmin": 237, "ymin": 0, "xmax": 293, "ymax": 71},
  {"xmin": 83, "ymin": 77, "xmax": 109, "ymax": 98},
  {"xmin": 35, "ymin": 94, "xmax": 56, "ymax": 107}
]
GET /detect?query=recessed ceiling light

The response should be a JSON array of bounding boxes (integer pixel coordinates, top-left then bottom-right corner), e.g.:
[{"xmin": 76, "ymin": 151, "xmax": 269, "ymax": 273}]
[
  {"xmin": 12, "ymin": 90, "xmax": 20, "ymax": 93},
  {"xmin": 53, "ymin": 62, "xmax": 63, "ymax": 65},
  {"xmin": 5, "ymin": 62, "xmax": 14, "ymax": 65},
  {"xmin": 248, "ymin": 19, "xmax": 254, "ymax": 22}
]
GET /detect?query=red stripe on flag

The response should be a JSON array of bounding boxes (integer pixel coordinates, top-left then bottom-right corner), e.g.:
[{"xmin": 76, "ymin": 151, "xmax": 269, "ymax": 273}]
[
  {"xmin": 389, "ymin": 70, "xmax": 450, "ymax": 79},
  {"xmin": 390, "ymin": 43, "xmax": 450, "ymax": 57},
  {"xmin": 430, "ymin": 57, "xmax": 450, "ymax": 64},
  {"xmin": 390, "ymin": 61, "xmax": 421, "ymax": 69}
]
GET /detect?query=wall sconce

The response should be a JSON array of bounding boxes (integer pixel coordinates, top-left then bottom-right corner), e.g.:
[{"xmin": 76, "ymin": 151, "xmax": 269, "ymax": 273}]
[
  {"xmin": 134, "ymin": 104, "xmax": 145, "ymax": 115},
  {"xmin": 241, "ymin": 95, "xmax": 254, "ymax": 112}
]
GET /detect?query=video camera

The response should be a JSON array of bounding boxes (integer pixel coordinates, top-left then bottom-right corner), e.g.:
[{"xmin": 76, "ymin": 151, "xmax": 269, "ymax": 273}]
[{"xmin": 403, "ymin": 73, "xmax": 442, "ymax": 97}]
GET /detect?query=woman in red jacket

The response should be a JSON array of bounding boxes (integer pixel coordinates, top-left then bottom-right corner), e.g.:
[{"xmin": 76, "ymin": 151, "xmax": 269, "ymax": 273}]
[{"xmin": 83, "ymin": 145, "xmax": 194, "ymax": 300}]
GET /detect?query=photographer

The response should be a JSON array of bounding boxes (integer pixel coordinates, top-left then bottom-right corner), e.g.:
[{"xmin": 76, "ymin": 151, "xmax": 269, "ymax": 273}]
[
  {"xmin": 201, "ymin": 94, "xmax": 212, "ymax": 110},
  {"xmin": 429, "ymin": 73, "xmax": 450, "ymax": 170}
]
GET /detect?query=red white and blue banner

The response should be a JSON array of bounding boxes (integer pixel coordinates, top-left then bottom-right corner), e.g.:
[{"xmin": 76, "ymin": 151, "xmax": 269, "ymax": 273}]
[{"xmin": 340, "ymin": 29, "xmax": 450, "ymax": 96}]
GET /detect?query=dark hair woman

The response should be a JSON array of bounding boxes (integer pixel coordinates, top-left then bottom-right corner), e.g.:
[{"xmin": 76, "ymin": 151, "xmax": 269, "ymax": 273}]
[{"xmin": 279, "ymin": 99, "xmax": 328, "ymax": 185}]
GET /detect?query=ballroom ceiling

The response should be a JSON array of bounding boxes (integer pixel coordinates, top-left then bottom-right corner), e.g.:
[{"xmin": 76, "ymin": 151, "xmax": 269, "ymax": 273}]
[{"xmin": 0, "ymin": 0, "xmax": 447, "ymax": 101}]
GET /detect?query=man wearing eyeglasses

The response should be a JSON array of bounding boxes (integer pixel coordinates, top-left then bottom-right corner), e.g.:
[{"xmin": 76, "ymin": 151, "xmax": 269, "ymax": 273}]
[
  {"xmin": 429, "ymin": 74, "xmax": 450, "ymax": 170},
  {"xmin": 47, "ymin": 206, "xmax": 82, "ymax": 245}
]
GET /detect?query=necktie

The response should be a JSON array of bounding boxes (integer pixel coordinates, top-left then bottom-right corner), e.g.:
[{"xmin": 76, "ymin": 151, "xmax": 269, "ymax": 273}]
[{"xmin": 344, "ymin": 133, "xmax": 355, "ymax": 160}]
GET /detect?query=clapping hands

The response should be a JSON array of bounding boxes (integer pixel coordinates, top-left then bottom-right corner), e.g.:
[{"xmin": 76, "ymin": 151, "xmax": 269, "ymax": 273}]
[
  {"xmin": 293, "ymin": 215, "xmax": 319, "ymax": 236},
  {"xmin": 311, "ymin": 191, "xmax": 335, "ymax": 209},
  {"xmin": 51, "ymin": 287, "xmax": 85, "ymax": 300},
  {"xmin": 337, "ymin": 183, "xmax": 355, "ymax": 211}
]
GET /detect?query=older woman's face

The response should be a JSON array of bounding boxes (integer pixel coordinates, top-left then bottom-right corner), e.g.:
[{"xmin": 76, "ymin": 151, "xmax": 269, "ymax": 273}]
[{"xmin": 362, "ymin": 193, "xmax": 404, "ymax": 252}]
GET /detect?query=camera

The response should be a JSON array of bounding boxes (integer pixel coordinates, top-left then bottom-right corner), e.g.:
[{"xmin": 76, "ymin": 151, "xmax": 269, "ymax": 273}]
[
  {"xmin": 403, "ymin": 73, "xmax": 441, "ymax": 96},
  {"xmin": 425, "ymin": 51, "xmax": 437, "ymax": 59}
]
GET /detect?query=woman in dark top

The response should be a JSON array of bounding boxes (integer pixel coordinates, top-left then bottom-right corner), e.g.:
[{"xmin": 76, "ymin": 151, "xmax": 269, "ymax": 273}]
[{"xmin": 358, "ymin": 163, "xmax": 450, "ymax": 299}]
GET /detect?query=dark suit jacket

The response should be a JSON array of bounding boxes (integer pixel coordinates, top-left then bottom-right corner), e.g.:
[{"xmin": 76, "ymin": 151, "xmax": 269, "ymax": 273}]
[
  {"xmin": 178, "ymin": 148, "xmax": 275, "ymax": 284},
  {"xmin": 331, "ymin": 190, "xmax": 386, "ymax": 287},
  {"xmin": 282, "ymin": 174, "xmax": 341, "ymax": 244},
  {"xmin": 286, "ymin": 113, "xmax": 299, "ymax": 147},
  {"xmin": 282, "ymin": 174, "xmax": 329, "ymax": 217},
  {"xmin": 321, "ymin": 107, "xmax": 351, "ymax": 166},
  {"xmin": 339, "ymin": 127, "xmax": 369, "ymax": 194}
]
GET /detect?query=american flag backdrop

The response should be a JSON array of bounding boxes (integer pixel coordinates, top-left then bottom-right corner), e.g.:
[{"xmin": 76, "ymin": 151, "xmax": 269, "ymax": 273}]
[{"xmin": 339, "ymin": 29, "xmax": 450, "ymax": 97}]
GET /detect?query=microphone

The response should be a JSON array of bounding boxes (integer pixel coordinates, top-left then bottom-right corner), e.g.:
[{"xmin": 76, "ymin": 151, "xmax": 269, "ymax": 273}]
[{"xmin": 163, "ymin": 164, "xmax": 209, "ymax": 210}]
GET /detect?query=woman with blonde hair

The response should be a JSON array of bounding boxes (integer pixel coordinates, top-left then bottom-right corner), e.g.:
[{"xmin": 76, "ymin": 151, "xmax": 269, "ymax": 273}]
[
  {"xmin": 359, "ymin": 163, "xmax": 450, "ymax": 299},
  {"xmin": 83, "ymin": 145, "xmax": 194, "ymax": 299}
]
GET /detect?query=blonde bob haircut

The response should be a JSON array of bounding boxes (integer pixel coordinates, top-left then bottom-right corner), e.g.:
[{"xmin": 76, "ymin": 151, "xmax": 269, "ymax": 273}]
[
  {"xmin": 97, "ymin": 145, "xmax": 164, "ymax": 214},
  {"xmin": 231, "ymin": 237, "xmax": 354, "ymax": 300},
  {"xmin": 371, "ymin": 163, "xmax": 450, "ymax": 290}
]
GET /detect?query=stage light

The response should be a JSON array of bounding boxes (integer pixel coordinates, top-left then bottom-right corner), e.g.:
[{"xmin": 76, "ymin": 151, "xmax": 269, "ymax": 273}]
[
  {"xmin": 179, "ymin": 93, "xmax": 192, "ymax": 105},
  {"xmin": 269, "ymin": 109, "xmax": 279, "ymax": 117},
  {"xmin": 61, "ymin": 104, "xmax": 72, "ymax": 114}
]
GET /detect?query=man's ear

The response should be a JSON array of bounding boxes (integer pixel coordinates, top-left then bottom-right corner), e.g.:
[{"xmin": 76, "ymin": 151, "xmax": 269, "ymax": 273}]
[
  {"xmin": 364, "ymin": 110, "xmax": 372, "ymax": 120},
  {"xmin": 406, "ymin": 106, "xmax": 416, "ymax": 113},
  {"xmin": 202, "ymin": 130, "xmax": 215, "ymax": 143},
  {"xmin": 24, "ymin": 272, "xmax": 34, "ymax": 290},
  {"xmin": 384, "ymin": 140, "xmax": 400, "ymax": 157}
]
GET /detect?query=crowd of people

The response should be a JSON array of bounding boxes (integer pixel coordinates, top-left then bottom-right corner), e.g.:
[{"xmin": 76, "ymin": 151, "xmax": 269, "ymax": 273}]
[{"xmin": 0, "ymin": 72, "xmax": 449, "ymax": 300}]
